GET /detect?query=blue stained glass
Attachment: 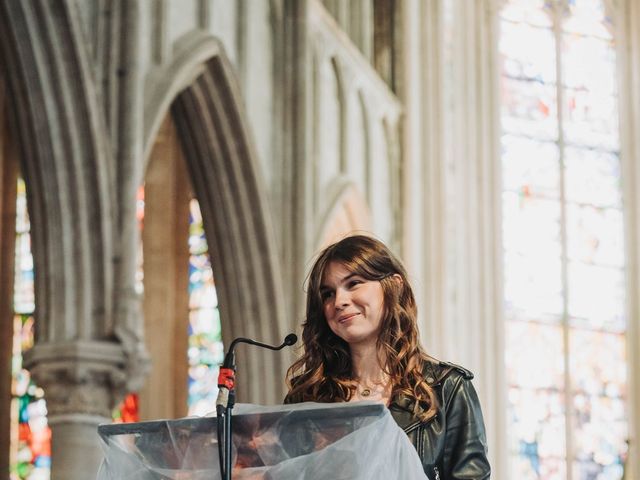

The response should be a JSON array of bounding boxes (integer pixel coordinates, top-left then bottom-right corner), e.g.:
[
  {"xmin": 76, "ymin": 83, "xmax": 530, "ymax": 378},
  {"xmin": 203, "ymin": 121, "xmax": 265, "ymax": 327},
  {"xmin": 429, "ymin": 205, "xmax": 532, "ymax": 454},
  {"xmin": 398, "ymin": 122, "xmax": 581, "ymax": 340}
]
[
  {"xmin": 573, "ymin": 394, "xmax": 627, "ymax": 479},
  {"xmin": 187, "ymin": 199, "xmax": 224, "ymax": 417}
]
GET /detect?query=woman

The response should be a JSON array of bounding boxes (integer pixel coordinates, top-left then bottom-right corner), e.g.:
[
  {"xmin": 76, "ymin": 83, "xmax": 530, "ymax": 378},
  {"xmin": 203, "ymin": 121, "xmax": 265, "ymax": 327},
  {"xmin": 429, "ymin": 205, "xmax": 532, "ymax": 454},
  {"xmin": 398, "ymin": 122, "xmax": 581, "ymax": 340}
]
[{"xmin": 284, "ymin": 235, "xmax": 490, "ymax": 479}]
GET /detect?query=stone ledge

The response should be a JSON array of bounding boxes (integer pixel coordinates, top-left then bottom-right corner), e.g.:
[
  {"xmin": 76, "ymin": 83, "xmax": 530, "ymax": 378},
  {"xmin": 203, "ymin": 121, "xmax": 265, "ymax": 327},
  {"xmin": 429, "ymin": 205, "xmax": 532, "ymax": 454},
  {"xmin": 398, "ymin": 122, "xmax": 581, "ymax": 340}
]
[{"xmin": 23, "ymin": 340, "xmax": 127, "ymax": 368}]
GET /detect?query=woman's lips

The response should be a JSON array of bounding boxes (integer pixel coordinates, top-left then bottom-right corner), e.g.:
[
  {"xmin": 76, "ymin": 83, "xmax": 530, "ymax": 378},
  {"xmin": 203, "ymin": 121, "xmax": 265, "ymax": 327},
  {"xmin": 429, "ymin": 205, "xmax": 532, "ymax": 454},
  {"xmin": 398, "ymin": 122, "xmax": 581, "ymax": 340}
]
[{"xmin": 338, "ymin": 313, "xmax": 359, "ymax": 323}]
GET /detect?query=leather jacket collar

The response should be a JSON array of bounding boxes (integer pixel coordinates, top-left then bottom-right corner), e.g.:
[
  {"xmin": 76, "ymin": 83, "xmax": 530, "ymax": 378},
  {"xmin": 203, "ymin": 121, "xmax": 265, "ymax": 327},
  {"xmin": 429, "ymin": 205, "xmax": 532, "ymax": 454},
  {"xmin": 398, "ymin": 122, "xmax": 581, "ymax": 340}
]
[{"xmin": 388, "ymin": 358, "xmax": 490, "ymax": 480}]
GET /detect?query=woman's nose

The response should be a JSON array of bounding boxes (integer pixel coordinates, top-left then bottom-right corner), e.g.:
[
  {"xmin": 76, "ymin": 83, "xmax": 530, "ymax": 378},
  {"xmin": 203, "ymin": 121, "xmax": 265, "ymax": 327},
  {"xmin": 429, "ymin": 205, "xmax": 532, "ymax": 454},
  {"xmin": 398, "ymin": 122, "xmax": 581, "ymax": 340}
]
[{"xmin": 334, "ymin": 288, "xmax": 350, "ymax": 308}]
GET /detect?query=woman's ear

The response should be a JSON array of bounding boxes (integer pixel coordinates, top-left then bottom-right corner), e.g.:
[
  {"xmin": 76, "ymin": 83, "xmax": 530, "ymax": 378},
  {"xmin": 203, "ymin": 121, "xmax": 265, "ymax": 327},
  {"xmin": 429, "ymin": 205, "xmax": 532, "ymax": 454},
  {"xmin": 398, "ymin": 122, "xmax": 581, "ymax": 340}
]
[{"xmin": 391, "ymin": 273, "xmax": 403, "ymax": 286}]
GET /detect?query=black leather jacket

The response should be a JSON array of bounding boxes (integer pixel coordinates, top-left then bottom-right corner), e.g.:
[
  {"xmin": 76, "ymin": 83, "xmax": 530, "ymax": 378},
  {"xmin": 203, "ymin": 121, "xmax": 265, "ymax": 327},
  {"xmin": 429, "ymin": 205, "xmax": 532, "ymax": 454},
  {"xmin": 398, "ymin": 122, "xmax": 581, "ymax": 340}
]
[{"xmin": 389, "ymin": 359, "xmax": 491, "ymax": 480}]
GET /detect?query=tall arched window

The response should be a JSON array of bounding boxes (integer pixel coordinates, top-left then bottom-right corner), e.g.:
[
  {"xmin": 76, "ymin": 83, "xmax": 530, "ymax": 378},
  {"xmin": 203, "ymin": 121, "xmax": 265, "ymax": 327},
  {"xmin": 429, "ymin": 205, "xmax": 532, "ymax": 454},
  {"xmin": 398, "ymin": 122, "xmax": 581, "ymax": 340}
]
[
  {"xmin": 186, "ymin": 199, "xmax": 224, "ymax": 416},
  {"xmin": 500, "ymin": 1, "xmax": 626, "ymax": 478},
  {"xmin": 137, "ymin": 191, "xmax": 223, "ymax": 417},
  {"xmin": 10, "ymin": 178, "xmax": 50, "ymax": 480}
]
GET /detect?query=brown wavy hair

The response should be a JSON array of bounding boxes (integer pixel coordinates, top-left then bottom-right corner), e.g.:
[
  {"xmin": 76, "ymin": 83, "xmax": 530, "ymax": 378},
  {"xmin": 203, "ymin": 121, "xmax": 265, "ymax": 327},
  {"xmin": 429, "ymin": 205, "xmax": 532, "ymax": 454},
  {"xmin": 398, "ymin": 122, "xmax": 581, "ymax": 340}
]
[{"xmin": 284, "ymin": 235, "xmax": 438, "ymax": 422}]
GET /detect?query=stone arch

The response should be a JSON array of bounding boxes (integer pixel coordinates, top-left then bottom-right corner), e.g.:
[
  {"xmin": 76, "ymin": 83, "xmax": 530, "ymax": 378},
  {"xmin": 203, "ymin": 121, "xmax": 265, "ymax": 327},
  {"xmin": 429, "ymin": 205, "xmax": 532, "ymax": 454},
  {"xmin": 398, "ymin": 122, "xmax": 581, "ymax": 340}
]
[
  {"xmin": 0, "ymin": 3, "xmax": 128, "ymax": 478},
  {"xmin": 144, "ymin": 34, "xmax": 288, "ymax": 403},
  {"xmin": 330, "ymin": 55, "xmax": 348, "ymax": 173},
  {"xmin": 316, "ymin": 180, "xmax": 372, "ymax": 250},
  {"xmin": 0, "ymin": 1, "xmax": 115, "ymax": 346}
]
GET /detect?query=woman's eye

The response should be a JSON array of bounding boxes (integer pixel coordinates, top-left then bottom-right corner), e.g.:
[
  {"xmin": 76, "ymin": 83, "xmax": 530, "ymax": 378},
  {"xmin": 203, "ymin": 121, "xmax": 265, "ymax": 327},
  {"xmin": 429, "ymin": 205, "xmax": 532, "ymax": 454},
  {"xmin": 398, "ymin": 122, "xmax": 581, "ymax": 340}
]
[
  {"xmin": 320, "ymin": 290, "xmax": 334, "ymax": 301},
  {"xmin": 348, "ymin": 279, "xmax": 362, "ymax": 288}
]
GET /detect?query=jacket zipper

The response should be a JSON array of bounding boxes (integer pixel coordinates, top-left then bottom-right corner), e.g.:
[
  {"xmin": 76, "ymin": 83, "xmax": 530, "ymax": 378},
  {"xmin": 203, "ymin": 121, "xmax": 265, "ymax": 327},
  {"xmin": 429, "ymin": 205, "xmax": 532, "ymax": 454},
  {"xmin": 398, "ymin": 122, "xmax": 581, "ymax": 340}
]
[{"xmin": 434, "ymin": 466, "xmax": 440, "ymax": 480}]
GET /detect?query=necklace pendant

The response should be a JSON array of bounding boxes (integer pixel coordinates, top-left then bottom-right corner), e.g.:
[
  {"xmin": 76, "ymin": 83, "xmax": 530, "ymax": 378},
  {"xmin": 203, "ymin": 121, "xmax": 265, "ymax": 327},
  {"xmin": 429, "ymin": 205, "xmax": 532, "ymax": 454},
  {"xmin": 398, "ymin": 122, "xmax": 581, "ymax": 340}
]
[{"xmin": 361, "ymin": 388, "xmax": 371, "ymax": 397}]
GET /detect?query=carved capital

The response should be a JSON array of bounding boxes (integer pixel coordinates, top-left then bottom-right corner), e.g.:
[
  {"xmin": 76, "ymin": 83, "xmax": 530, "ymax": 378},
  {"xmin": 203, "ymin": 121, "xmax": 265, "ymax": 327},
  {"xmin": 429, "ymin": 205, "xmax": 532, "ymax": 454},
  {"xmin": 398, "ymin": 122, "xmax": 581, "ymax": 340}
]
[{"xmin": 23, "ymin": 341, "xmax": 130, "ymax": 417}]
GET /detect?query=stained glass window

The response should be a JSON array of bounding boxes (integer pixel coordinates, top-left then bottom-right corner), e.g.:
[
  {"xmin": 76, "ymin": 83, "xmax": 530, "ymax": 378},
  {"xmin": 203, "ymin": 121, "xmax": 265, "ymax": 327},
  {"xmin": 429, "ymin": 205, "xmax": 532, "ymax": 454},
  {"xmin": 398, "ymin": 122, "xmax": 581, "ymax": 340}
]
[
  {"xmin": 10, "ymin": 178, "xmax": 51, "ymax": 480},
  {"xmin": 111, "ymin": 186, "xmax": 146, "ymax": 423},
  {"xmin": 111, "ymin": 394, "xmax": 139, "ymax": 424},
  {"xmin": 134, "ymin": 185, "xmax": 222, "ymax": 416},
  {"xmin": 500, "ymin": 1, "xmax": 627, "ymax": 479},
  {"xmin": 187, "ymin": 199, "xmax": 224, "ymax": 416}
]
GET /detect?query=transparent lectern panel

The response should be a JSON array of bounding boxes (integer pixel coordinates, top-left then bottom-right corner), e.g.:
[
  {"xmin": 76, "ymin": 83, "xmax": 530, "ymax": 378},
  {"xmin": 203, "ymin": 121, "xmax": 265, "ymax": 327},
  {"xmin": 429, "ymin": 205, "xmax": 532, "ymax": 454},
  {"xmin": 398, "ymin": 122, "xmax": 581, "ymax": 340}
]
[{"xmin": 97, "ymin": 402, "xmax": 429, "ymax": 480}]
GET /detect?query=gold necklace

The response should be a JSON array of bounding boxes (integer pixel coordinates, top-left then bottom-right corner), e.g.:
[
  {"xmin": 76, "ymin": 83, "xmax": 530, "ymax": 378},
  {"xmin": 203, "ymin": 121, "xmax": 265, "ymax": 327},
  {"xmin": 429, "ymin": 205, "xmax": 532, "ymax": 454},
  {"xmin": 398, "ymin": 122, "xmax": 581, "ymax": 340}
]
[{"xmin": 360, "ymin": 387, "xmax": 372, "ymax": 397}]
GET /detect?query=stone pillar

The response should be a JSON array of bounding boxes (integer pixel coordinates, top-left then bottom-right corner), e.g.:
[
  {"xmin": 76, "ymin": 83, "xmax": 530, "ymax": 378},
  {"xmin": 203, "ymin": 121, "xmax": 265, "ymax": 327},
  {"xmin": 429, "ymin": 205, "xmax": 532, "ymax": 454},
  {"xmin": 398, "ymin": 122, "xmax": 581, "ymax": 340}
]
[
  {"xmin": 0, "ymin": 76, "xmax": 18, "ymax": 480},
  {"xmin": 23, "ymin": 341, "xmax": 127, "ymax": 479},
  {"xmin": 618, "ymin": 1, "xmax": 640, "ymax": 477}
]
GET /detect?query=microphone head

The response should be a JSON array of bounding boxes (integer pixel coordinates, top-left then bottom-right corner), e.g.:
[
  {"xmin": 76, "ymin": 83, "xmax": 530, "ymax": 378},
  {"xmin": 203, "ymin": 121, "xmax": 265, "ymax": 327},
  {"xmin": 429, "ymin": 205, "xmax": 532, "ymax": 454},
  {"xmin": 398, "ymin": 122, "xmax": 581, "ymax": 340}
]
[{"xmin": 284, "ymin": 333, "xmax": 298, "ymax": 346}]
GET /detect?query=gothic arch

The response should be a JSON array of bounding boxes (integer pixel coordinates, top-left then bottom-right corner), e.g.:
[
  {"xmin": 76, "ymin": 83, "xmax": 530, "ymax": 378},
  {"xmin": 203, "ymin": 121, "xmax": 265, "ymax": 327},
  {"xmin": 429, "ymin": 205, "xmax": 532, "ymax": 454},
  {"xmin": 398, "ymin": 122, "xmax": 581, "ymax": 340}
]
[
  {"xmin": 144, "ymin": 34, "xmax": 288, "ymax": 403},
  {"xmin": 0, "ymin": 1, "xmax": 115, "ymax": 346},
  {"xmin": 316, "ymin": 180, "xmax": 372, "ymax": 250},
  {"xmin": 0, "ymin": 3, "xmax": 128, "ymax": 477}
]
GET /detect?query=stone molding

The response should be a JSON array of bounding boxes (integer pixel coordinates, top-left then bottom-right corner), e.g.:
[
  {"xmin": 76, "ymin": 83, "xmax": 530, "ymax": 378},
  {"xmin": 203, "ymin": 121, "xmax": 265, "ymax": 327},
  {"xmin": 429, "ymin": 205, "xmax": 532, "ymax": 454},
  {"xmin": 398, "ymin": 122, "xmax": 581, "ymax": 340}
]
[
  {"xmin": 0, "ymin": 1, "xmax": 116, "ymax": 342},
  {"xmin": 617, "ymin": 0, "xmax": 640, "ymax": 476},
  {"xmin": 309, "ymin": 0, "xmax": 403, "ymax": 247},
  {"xmin": 23, "ymin": 341, "xmax": 129, "ymax": 417},
  {"xmin": 168, "ymin": 53, "xmax": 289, "ymax": 404},
  {"xmin": 143, "ymin": 32, "xmax": 223, "ymax": 161}
]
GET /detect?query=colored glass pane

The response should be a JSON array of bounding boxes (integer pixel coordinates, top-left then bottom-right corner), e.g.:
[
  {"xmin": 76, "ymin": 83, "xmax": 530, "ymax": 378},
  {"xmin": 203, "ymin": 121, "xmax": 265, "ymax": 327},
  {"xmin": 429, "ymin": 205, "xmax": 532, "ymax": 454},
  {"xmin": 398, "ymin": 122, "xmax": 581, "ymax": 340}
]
[
  {"xmin": 564, "ymin": 147, "xmax": 621, "ymax": 208},
  {"xmin": 502, "ymin": 135, "xmax": 560, "ymax": 198},
  {"xmin": 501, "ymin": 78, "xmax": 558, "ymax": 140},
  {"xmin": 568, "ymin": 262, "xmax": 625, "ymax": 332},
  {"xmin": 10, "ymin": 179, "xmax": 51, "ymax": 480},
  {"xmin": 572, "ymin": 395, "xmax": 626, "ymax": 479},
  {"xmin": 134, "ymin": 185, "xmax": 145, "ymax": 295},
  {"xmin": 570, "ymin": 330, "xmax": 626, "ymax": 396},
  {"xmin": 504, "ymin": 251, "xmax": 563, "ymax": 319},
  {"xmin": 503, "ymin": 192, "xmax": 563, "ymax": 317},
  {"xmin": 112, "ymin": 394, "xmax": 139, "ymax": 424},
  {"xmin": 187, "ymin": 199, "xmax": 224, "ymax": 416},
  {"xmin": 501, "ymin": 0, "xmax": 552, "ymax": 27},
  {"xmin": 564, "ymin": 0, "xmax": 613, "ymax": 38},
  {"xmin": 508, "ymin": 387, "xmax": 566, "ymax": 474},
  {"xmin": 506, "ymin": 322, "xmax": 565, "ymax": 389},
  {"xmin": 567, "ymin": 204, "xmax": 624, "ymax": 267},
  {"xmin": 562, "ymin": 34, "xmax": 618, "ymax": 150},
  {"xmin": 501, "ymin": 21, "xmax": 556, "ymax": 83},
  {"xmin": 503, "ymin": 192, "xmax": 562, "ymax": 253},
  {"xmin": 500, "ymin": 13, "xmax": 557, "ymax": 141}
]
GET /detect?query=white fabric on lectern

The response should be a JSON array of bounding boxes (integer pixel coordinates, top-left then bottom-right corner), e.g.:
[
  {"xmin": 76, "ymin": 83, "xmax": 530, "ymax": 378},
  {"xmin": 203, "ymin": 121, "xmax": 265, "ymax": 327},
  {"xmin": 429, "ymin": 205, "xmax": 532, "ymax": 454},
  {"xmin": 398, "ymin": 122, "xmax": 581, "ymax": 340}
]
[{"xmin": 97, "ymin": 401, "xmax": 429, "ymax": 479}]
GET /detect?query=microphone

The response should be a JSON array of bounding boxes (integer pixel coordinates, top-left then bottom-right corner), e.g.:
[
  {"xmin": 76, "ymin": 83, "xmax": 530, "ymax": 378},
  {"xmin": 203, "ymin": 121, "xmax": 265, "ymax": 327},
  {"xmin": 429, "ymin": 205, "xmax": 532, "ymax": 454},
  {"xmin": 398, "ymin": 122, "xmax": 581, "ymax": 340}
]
[
  {"xmin": 215, "ymin": 333, "xmax": 297, "ymax": 414},
  {"xmin": 227, "ymin": 333, "xmax": 298, "ymax": 352}
]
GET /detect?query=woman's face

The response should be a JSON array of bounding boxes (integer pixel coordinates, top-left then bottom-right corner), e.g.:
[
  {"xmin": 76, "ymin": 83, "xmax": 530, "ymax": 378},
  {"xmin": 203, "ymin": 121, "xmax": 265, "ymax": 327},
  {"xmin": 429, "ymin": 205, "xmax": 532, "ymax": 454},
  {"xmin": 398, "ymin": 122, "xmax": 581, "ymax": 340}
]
[{"xmin": 320, "ymin": 261, "xmax": 386, "ymax": 349}]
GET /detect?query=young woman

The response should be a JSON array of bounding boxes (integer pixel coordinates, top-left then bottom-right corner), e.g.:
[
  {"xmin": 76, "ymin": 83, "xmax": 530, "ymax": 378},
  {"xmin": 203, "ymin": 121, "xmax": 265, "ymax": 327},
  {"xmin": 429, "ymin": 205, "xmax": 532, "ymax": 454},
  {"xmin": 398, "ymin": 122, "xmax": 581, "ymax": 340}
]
[{"xmin": 284, "ymin": 235, "xmax": 490, "ymax": 479}]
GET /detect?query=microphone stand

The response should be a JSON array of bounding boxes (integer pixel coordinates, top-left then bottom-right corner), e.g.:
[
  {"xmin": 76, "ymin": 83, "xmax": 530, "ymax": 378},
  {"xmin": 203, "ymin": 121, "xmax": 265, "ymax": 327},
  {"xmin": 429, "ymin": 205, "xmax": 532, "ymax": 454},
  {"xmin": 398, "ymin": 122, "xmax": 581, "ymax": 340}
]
[{"xmin": 216, "ymin": 334, "xmax": 297, "ymax": 480}]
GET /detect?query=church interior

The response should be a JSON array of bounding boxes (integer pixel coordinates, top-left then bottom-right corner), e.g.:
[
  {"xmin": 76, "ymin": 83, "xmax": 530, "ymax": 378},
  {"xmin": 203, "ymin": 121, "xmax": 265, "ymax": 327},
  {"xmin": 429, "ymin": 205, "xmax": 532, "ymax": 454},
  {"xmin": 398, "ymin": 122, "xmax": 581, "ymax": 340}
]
[{"xmin": 1, "ymin": 0, "xmax": 640, "ymax": 478}]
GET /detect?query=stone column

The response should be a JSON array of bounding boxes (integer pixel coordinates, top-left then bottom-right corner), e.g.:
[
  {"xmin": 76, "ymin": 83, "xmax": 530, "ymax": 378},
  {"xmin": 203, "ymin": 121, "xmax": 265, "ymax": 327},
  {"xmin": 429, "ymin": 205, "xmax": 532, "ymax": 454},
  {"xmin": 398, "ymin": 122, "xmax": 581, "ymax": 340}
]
[
  {"xmin": 23, "ymin": 341, "xmax": 128, "ymax": 479},
  {"xmin": 617, "ymin": 1, "xmax": 640, "ymax": 477},
  {"xmin": 0, "ymin": 78, "xmax": 18, "ymax": 480}
]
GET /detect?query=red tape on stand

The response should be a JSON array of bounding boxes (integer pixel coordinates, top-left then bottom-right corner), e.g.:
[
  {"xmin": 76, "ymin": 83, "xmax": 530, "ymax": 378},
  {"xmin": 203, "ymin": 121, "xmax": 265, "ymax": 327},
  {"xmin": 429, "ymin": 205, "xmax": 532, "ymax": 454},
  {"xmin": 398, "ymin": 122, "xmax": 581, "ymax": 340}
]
[{"xmin": 217, "ymin": 368, "xmax": 235, "ymax": 390}]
